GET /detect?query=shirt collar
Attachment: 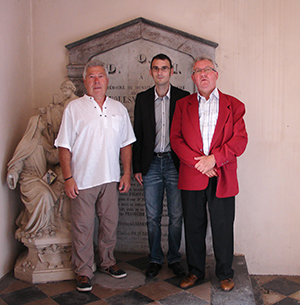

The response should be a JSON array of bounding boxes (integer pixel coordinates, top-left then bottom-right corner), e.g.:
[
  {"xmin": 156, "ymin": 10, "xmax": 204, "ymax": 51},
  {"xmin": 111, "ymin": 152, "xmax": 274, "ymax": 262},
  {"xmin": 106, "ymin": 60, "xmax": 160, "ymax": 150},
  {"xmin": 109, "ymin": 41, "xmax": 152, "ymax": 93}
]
[
  {"xmin": 154, "ymin": 85, "xmax": 171, "ymax": 101},
  {"xmin": 197, "ymin": 87, "xmax": 219, "ymax": 102},
  {"xmin": 85, "ymin": 94, "xmax": 108, "ymax": 105}
]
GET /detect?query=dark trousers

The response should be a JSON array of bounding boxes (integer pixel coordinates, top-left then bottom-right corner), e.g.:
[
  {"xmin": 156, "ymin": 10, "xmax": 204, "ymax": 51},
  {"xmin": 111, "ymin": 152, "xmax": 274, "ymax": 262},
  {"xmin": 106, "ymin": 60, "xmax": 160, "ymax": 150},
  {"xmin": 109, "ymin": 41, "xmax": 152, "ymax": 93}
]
[{"xmin": 181, "ymin": 177, "xmax": 235, "ymax": 280}]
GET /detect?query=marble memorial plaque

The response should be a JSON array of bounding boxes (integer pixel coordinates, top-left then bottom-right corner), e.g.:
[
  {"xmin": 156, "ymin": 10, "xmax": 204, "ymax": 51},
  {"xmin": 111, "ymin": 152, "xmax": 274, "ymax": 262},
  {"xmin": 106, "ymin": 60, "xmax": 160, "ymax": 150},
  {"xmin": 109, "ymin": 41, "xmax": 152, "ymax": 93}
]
[{"xmin": 94, "ymin": 40, "xmax": 195, "ymax": 120}]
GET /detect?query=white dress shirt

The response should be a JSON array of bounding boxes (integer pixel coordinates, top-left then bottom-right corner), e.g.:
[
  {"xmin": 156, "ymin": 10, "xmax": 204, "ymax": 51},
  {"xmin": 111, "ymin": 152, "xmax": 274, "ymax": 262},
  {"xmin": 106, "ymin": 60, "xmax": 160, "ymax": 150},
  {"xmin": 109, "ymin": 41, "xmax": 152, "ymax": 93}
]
[{"xmin": 198, "ymin": 88, "xmax": 219, "ymax": 155}]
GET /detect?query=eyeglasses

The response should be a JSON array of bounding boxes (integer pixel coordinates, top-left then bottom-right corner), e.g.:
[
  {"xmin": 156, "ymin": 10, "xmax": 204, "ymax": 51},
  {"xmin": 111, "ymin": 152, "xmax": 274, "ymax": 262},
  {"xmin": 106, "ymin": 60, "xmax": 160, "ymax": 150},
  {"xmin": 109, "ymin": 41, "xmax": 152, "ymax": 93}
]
[
  {"xmin": 192, "ymin": 67, "xmax": 216, "ymax": 75},
  {"xmin": 151, "ymin": 66, "xmax": 171, "ymax": 72}
]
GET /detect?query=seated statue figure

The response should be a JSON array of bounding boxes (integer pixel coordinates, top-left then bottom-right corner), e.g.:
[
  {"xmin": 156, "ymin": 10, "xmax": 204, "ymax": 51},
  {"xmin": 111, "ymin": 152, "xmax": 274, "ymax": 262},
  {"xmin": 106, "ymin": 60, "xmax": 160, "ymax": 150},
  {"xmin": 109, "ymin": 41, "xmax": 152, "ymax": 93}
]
[{"xmin": 7, "ymin": 115, "xmax": 66, "ymax": 240}]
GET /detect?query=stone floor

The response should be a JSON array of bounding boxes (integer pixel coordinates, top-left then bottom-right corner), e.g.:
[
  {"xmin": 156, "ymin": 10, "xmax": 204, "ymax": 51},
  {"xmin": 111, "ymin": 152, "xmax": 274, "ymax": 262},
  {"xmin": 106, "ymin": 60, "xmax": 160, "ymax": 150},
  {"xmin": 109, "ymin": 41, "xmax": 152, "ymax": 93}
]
[
  {"xmin": 251, "ymin": 275, "xmax": 300, "ymax": 305},
  {"xmin": 0, "ymin": 252, "xmax": 299, "ymax": 305}
]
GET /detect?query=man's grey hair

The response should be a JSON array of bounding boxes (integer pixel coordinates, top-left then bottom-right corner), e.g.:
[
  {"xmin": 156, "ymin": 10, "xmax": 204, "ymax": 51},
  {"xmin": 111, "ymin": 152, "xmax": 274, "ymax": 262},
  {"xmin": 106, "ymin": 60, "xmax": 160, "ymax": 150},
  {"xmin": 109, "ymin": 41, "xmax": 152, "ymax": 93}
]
[
  {"xmin": 83, "ymin": 59, "xmax": 108, "ymax": 79},
  {"xmin": 193, "ymin": 55, "xmax": 218, "ymax": 70}
]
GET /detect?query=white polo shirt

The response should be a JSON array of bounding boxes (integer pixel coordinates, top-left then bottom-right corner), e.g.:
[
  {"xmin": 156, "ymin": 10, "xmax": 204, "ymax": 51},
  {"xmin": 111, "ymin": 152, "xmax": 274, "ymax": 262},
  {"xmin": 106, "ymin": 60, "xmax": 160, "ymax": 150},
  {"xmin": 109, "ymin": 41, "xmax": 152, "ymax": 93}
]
[{"xmin": 55, "ymin": 95, "xmax": 136, "ymax": 190}]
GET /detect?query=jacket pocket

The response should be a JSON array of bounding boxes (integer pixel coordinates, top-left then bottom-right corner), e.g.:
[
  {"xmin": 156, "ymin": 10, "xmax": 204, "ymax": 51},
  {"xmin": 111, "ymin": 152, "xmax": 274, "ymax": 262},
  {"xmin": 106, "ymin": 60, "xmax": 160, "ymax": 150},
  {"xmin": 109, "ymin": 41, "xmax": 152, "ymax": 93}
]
[{"xmin": 224, "ymin": 162, "xmax": 237, "ymax": 171}]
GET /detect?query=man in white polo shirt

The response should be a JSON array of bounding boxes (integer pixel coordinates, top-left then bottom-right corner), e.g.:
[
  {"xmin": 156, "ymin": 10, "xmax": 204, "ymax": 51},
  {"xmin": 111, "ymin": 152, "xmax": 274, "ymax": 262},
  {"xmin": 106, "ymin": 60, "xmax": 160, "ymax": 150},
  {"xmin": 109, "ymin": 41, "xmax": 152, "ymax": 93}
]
[{"xmin": 55, "ymin": 59, "xmax": 136, "ymax": 292}]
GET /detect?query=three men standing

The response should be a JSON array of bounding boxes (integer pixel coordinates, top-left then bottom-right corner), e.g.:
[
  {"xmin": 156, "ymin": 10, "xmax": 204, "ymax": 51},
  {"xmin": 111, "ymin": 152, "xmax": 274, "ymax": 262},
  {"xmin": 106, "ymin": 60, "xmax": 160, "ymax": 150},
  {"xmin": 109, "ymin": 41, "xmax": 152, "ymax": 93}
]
[
  {"xmin": 56, "ymin": 53, "xmax": 247, "ymax": 293},
  {"xmin": 133, "ymin": 54, "xmax": 190, "ymax": 278}
]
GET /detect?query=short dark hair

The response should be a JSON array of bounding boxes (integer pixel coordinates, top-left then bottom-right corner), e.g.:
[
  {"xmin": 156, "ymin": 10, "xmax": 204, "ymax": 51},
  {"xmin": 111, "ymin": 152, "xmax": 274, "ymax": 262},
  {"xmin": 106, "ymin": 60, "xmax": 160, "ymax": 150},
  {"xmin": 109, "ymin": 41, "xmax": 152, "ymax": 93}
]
[{"xmin": 150, "ymin": 53, "xmax": 173, "ymax": 69}]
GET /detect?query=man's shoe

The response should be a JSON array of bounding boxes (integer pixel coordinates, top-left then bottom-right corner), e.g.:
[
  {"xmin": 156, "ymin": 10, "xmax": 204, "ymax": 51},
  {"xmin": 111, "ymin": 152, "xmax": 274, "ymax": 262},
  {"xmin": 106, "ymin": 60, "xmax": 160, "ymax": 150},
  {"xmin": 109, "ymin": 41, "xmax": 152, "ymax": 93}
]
[
  {"xmin": 104, "ymin": 265, "xmax": 127, "ymax": 279},
  {"xmin": 180, "ymin": 273, "xmax": 198, "ymax": 288},
  {"xmin": 168, "ymin": 262, "xmax": 186, "ymax": 277},
  {"xmin": 220, "ymin": 278, "xmax": 234, "ymax": 291},
  {"xmin": 145, "ymin": 263, "xmax": 162, "ymax": 278},
  {"xmin": 76, "ymin": 275, "xmax": 92, "ymax": 292}
]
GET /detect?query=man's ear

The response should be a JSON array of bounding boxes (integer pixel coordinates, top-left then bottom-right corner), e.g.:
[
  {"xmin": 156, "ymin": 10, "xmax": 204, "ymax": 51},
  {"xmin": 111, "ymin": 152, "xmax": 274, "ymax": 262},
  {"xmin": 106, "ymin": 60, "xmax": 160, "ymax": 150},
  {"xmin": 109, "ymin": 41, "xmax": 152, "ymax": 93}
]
[{"xmin": 170, "ymin": 67, "xmax": 174, "ymax": 77}]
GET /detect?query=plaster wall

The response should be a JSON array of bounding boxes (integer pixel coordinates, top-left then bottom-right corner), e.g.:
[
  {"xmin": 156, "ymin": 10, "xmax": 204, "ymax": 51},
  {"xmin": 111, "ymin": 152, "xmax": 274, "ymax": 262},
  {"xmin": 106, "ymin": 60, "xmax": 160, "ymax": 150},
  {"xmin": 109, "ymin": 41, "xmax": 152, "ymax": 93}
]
[
  {"xmin": 1, "ymin": 0, "xmax": 300, "ymax": 277},
  {"xmin": 0, "ymin": 0, "xmax": 34, "ymax": 278}
]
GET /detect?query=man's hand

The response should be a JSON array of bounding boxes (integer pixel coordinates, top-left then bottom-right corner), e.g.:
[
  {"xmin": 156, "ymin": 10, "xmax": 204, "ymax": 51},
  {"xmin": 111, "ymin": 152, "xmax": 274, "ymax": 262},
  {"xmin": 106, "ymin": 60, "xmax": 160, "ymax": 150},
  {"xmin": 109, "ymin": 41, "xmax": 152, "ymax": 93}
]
[
  {"xmin": 134, "ymin": 173, "xmax": 143, "ymax": 186},
  {"xmin": 119, "ymin": 174, "xmax": 131, "ymax": 193},
  {"xmin": 64, "ymin": 178, "xmax": 79, "ymax": 199},
  {"xmin": 205, "ymin": 168, "xmax": 218, "ymax": 178},
  {"xmin": 194, "ymin": 155, "xmax": 216, "ymax": 175}
]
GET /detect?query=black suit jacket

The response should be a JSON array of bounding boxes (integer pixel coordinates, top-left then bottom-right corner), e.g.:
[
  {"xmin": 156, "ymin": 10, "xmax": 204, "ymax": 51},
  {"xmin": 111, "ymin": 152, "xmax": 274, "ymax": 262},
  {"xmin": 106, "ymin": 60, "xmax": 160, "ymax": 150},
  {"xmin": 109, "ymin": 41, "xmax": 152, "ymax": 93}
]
[{"xmin": 133, "ymin": 85, "xmax": 190, "ymax": 176}]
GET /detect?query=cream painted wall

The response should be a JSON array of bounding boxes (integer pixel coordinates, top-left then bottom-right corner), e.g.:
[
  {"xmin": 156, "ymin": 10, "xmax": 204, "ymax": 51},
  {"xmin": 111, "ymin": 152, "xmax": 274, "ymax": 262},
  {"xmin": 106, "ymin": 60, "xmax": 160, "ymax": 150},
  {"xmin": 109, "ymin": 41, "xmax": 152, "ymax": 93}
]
[
  {"xmin": 0, "ymin": 0, "xmax": 35, "ymax": 278},
  {"xmin": 1, "ymin": 0, "xmax": 300, "ymax": 278}
]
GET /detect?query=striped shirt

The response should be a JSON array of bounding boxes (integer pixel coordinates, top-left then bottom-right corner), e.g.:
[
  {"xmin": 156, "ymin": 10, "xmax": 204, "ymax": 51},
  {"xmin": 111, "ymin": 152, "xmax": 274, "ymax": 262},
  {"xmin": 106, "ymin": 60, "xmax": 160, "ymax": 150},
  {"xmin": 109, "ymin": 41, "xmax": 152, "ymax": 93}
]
[
  {"xmin": 198, "ymin": 88, "xmax": 219, "ymax": 155},
  {"xmin": 154, "ymin": 86, "xmax": 171, "ymax": 153}
]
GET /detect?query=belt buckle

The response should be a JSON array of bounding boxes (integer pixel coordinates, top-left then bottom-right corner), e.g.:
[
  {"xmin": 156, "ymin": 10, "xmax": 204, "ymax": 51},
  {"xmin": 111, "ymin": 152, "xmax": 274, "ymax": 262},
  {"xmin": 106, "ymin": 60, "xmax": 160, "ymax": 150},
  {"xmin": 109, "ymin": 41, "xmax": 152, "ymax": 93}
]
[{"xmin": 157, "ymin": 152, "xmax": 168, "ymax": 158}]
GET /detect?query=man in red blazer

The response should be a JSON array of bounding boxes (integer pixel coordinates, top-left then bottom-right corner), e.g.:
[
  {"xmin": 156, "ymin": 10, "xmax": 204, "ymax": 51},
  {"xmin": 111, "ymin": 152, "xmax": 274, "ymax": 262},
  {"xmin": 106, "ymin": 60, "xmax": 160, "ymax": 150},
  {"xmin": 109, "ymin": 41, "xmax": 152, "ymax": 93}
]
[{"xmin": 170, "ymin": 56, "xmax": 248, "ymax": 291}]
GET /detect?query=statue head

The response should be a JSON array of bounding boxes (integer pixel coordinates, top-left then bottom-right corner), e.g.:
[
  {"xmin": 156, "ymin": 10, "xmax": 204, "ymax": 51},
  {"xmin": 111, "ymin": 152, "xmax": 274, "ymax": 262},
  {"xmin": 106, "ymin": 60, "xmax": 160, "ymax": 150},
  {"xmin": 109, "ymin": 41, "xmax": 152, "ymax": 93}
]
[{"xmin": 60, "ymin": 80, "xmax": 76, "ymax": 98}]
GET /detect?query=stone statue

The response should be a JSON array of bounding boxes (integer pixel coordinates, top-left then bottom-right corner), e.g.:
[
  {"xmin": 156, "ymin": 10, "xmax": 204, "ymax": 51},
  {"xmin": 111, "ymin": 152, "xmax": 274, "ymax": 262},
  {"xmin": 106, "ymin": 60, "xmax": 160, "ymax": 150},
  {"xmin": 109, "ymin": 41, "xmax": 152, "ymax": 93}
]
[
  {"xmin": 59, "ymin": 80, "xmax": 78, "ymax": 109},
  {"xmin": 39, "ymin": 80, "xmax": 78, "ymax": 144},
  {"xmin": 7, "ymin": 115, "xmax": 67, "ymax": 241},
  {"xmin": 8, "ymin": 83, "xmax": 77, "ymax": 284}
]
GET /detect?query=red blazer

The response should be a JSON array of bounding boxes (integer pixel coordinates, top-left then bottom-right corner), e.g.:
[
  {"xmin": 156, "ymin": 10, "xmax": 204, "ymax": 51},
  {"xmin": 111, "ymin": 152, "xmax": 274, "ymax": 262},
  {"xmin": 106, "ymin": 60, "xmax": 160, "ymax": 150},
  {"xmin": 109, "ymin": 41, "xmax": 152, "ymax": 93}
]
[{"xmin": 170, "ymin": 90, "xmax": 248, "ymax": 198}]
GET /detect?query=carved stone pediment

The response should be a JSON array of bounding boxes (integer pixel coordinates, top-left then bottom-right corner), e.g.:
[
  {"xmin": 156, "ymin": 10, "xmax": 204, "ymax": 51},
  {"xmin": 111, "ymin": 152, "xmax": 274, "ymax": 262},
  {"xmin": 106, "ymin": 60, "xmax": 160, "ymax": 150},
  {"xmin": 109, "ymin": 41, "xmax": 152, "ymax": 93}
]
[{"xmin": 65, "ymin": 17, "xmax": 218, "ymax": 98}]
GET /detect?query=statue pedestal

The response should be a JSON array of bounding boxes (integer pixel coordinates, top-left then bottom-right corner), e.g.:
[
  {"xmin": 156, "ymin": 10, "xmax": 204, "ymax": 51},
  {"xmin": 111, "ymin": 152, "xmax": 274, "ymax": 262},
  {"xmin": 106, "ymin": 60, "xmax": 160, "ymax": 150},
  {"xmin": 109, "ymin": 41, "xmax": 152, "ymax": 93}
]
[{"xmin": 14, "ymin": 228, "xmax": 75, "ymax": 284}]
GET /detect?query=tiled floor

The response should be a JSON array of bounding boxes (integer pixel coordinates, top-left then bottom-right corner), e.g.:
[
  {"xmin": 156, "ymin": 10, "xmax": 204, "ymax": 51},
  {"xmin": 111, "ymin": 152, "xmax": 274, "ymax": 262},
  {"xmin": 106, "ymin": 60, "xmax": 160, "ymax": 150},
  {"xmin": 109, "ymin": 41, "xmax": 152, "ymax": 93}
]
[
  {"xmin": 0, "ymin": 252, "xmax": 211, "ymax": 305},
  {"xmin": 251, "ymin": 275, "xmax": 300, "ymax": 305},
  {"xmin": 0, "ymin": 252, "xmax": 299, "ymax": 305}
]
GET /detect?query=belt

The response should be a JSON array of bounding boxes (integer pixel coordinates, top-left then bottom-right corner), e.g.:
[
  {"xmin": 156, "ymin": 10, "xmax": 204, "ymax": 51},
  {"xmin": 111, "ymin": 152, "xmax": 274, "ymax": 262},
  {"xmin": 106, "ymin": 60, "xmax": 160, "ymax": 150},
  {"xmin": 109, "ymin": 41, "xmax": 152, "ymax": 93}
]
[{"xmin": 154, "ymin": 152, "xmax": 171, "ymax": 158}]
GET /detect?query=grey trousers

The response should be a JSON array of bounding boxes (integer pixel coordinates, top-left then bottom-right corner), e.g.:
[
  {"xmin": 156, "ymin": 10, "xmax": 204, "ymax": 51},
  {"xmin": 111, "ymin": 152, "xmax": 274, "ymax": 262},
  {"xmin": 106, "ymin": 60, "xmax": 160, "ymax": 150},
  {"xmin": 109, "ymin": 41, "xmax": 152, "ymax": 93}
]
[{"xmin": 71, "ymin": 182, "xmax": 119, "ymax": 278}]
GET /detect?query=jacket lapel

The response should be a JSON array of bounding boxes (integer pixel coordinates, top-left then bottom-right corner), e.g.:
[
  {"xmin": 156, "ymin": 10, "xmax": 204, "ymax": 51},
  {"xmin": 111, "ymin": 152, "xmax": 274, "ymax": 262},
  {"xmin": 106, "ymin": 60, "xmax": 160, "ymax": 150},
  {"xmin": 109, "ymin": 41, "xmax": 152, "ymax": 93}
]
[
  {"xmin": 169, "ymin": 85, "xmax": 177, "ymax": 128},
  {"xmin": 187, "ymin": 94, "xmax": 203, "ymax": 150},
  {"xmin": 210, "ymin": 90, "xmax": 230, "ymax": 150},
  {"xmin": 147, "ymin": 87, "xmax": 156, "ymax": 133}
]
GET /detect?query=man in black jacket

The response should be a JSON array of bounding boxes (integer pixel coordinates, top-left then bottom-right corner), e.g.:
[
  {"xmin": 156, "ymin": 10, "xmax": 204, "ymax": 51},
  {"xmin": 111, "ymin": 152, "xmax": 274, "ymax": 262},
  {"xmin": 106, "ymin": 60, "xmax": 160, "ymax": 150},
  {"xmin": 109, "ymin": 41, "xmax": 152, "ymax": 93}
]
[{"xmin": 133, "ymin": 54, "xmax": 190, "ymax": 278}]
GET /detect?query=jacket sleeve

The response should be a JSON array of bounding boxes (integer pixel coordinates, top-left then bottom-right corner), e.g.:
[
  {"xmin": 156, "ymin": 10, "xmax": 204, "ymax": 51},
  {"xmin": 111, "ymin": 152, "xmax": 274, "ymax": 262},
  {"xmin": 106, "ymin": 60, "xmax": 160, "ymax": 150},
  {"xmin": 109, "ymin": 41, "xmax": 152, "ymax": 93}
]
[
  {"xmin": 170, "ymin": 98, "xmax": 204, "ymax": 168},
  {"xmin": 212, "ymin": 99, "xmax": 248, "ymax": 168},
  {"xmin": 132, "ymin": 93, "xmax": 143, "ymax": 174}
]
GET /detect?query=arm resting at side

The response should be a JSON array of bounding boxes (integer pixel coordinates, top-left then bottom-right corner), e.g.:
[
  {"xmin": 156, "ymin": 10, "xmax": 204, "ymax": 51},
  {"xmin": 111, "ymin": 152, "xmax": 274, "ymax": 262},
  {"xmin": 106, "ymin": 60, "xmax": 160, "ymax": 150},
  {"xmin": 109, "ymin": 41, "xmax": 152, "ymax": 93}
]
[
  {"xmin": 120, "ymin": 144, "xmax": 132, "ymax": 193},
  {"xmin": 58, "ymin": 147, "xmax": 79, "ymax": 199}
]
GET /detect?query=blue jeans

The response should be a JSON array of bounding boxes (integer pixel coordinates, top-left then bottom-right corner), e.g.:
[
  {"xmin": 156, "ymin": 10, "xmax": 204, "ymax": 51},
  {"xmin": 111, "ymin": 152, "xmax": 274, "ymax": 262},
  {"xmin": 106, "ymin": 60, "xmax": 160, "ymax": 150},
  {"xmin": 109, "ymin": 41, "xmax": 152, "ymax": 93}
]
[{"xmin": 143, "ymin": 154, "xmax": 183, "ymax": 264}]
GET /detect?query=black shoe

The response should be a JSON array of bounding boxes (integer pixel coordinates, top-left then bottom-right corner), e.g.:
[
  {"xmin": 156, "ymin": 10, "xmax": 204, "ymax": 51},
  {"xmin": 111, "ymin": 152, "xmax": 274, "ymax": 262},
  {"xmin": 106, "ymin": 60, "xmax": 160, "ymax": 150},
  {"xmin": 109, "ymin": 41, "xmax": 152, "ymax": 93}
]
[
  {"xmin": 146, "ymin": 263, "xmax": 162, "ymax": 278},
  {"xmin": 76, "ymin": 275, "xmax": 92, "ymax": 292},
  {"xmin": 103, "ymin": 265, "xmax": 127, "ymax": 279},
  {"xmin": 168, "ymin": 262, "xmax": 186, "ymax": 277}
]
